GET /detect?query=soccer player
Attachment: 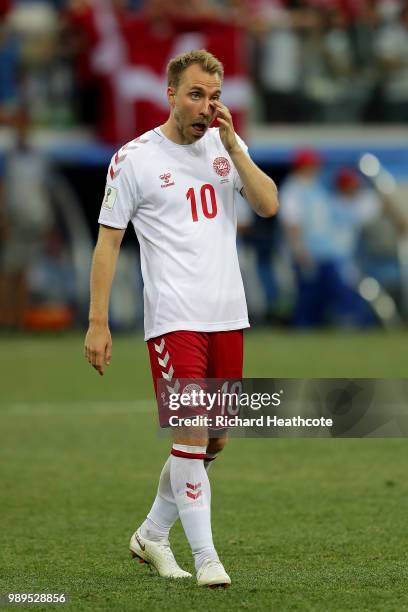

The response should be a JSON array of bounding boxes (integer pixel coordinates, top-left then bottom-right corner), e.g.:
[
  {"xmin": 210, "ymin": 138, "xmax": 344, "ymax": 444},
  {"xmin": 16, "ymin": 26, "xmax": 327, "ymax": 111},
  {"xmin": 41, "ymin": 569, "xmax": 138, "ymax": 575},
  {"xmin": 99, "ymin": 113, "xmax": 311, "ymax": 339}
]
[{"xmin": 84, "ymin": 50, "xmax": 278, "ymax": 587}]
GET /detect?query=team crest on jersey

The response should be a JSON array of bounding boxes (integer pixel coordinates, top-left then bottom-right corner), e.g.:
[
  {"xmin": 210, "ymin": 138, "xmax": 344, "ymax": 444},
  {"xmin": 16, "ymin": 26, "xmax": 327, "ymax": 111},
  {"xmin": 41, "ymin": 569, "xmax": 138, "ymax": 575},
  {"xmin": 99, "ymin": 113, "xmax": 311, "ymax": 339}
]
[
  {"xmin": 159, "ymin": 172, "xmax": 175, "ymax": 188},
  {"xmin": 213, "ymin": 157, "xmax": 231, "ymax": 178}
]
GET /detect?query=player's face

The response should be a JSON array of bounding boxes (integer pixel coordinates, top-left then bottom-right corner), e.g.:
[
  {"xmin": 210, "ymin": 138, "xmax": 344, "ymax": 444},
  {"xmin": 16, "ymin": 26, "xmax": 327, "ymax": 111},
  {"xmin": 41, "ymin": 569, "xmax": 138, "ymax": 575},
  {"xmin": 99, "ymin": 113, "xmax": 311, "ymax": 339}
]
[{"xmin": 169, "ymin": 64, "xmax": 222, "ymax": 144}]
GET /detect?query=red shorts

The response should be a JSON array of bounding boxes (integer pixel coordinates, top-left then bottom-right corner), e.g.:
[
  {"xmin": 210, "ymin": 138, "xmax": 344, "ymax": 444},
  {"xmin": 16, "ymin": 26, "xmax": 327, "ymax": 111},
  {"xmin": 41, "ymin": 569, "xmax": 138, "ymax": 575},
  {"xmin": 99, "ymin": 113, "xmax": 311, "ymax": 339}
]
[
  {"xmin": 147, "ymin": 330, "xmax": 244, "ymax": 427},
  {"xmin": 147, "ymin": 329, "xmax": 243, "ymax": 431}
]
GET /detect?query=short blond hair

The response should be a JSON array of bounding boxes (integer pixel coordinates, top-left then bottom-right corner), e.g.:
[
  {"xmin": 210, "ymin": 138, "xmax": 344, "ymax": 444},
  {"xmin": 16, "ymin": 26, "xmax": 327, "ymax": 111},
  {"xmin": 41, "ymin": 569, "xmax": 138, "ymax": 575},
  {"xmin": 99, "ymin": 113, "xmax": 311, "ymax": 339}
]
[{"xmin": 167, "ymin": 49, "xmax": 224, "ymax": 89}]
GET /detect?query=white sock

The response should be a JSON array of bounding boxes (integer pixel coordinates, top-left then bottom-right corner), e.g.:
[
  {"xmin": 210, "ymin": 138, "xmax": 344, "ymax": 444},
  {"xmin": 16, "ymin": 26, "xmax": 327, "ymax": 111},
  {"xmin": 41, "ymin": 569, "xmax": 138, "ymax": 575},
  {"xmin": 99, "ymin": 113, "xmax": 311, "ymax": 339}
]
[
  {"xmin": 139, "ymin": 450, "xmax": 220, "ymax": 542},
  {"xmin": 170, "ymin": 444, "xmax": 219, "ymax": 571},
  {"xmin": 139, "ymin": 456, "xmax": 178, "ymax": 542}
]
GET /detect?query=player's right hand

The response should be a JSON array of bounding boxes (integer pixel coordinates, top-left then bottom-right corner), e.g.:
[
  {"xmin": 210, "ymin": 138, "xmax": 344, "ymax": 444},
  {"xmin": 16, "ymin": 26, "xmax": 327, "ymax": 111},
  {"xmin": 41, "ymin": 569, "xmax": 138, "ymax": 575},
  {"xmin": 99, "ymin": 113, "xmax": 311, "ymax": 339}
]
[{"xmin": 84, "ymin": 324, "xmax": 112, "ymax": 376}]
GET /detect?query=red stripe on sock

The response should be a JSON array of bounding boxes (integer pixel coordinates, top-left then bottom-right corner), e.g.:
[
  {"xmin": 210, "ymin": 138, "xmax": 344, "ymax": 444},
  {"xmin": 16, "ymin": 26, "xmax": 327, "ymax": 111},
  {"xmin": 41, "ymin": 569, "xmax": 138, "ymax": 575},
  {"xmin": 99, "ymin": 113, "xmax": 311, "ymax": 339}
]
[
  {"xmin": 186, "ymin": 490, "xmax": 203, "ymax": 500},
  {"xmin": 171, "ymin": 448, "xmax": 207, "ymax": 460},
  {"xmin": 186, "ymin": 482, "xmax": 202, "ymax": 490}
]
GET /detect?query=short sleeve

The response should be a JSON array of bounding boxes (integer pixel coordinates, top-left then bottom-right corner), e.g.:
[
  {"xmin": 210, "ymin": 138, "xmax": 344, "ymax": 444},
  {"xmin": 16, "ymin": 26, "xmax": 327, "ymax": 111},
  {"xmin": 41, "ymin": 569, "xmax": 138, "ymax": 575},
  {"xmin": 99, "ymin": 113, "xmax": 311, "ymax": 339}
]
[
  {"xmin": 98, "ymin": 154, "xmax": 138, "ymax": 229},
  {"xmin": 233, "ymin": 132, "xmax": 250, "ymax": 193}
]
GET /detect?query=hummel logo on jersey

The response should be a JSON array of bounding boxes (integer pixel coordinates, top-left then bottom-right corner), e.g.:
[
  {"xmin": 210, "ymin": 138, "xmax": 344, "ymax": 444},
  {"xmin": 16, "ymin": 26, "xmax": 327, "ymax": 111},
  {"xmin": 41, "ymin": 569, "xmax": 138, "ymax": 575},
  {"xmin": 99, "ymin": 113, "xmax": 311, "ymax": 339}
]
[{"xmin": 159, "ymin": 172, "xmax": 175, "ymax": 188}]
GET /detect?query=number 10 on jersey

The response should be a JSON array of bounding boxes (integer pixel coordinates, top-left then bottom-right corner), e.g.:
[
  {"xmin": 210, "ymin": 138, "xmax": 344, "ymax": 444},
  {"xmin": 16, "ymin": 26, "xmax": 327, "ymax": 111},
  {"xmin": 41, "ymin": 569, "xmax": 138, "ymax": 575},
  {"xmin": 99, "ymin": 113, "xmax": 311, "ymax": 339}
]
[{"xmin": 186, "ymin": 184, "xmax": 218, "ymax": 222}]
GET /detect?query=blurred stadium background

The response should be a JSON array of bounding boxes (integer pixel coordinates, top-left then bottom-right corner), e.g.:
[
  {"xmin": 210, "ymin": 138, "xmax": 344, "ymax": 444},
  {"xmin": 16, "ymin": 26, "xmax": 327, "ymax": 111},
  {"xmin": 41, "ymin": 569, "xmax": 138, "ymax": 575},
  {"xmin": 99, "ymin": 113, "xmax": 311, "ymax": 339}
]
[
  {"xmin": 1, "ymin": 2, "xmax": 408, "ymax": 609},
  {"xmin": 1, "ymin": 0, "xmax": 408, "ymax": 332}
]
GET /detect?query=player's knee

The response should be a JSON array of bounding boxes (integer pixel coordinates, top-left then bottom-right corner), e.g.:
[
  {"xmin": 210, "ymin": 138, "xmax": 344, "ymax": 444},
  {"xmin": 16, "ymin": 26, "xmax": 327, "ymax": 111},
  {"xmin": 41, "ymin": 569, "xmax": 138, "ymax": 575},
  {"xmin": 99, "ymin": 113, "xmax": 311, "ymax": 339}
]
[
  {"xmin": 207, "ymin": 436, "xmax": 228, "ymax": 455},
  {"xmin": 172, "ymin": 425, "xmax": 208, "ymax": 448}
]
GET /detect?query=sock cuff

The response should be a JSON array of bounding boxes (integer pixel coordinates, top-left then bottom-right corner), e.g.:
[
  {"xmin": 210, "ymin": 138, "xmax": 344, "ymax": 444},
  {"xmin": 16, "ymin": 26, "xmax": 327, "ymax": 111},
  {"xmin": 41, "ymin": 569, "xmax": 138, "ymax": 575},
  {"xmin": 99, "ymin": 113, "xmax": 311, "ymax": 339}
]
[
  {"xmin": 171, "ymin": 444, "xmax": 207, "ymax": 459},
  {"xmin": 204, "ymin": 454, "xmax": 217, "ymax": 462}
]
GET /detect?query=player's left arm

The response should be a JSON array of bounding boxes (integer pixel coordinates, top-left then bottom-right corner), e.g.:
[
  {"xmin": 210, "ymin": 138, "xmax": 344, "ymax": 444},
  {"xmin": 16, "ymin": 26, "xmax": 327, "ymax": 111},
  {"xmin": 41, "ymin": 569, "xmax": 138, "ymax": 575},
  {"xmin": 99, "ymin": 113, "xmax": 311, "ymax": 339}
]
[{"xmin": 214, "ymin": 100, "xmax": 279, "ymax": 218}]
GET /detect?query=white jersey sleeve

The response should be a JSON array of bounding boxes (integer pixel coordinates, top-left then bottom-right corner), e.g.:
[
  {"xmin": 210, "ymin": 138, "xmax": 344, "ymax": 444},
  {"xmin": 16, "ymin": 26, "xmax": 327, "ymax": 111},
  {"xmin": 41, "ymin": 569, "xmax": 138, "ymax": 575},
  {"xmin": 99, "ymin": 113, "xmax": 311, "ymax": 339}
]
[
  {"xmin": 98, "ymin": 153, "xmax": 139, "ymax": 229},
  {"xmin": 233, "ymin": 133, "xmax": 250, "ymax": 193}
]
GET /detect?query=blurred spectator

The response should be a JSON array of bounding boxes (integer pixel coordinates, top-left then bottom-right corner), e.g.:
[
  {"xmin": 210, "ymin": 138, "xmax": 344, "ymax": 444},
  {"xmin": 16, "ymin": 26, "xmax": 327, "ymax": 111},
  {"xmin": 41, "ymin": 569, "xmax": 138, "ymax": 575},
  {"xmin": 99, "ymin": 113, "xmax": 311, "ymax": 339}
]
[
  {"xmin": 243, "ymin": 212, "xmax": 281, "ymax": 321},
  {"xmin": 279, "ymin": 150, "xmax": 375, "ymax": 327},
  {"xmin": 339, "ymin": 167, "xmax": 408, "ymax": 302},
  {"xmin": 374, "ymin": 2, "xmax": 408, "ymax": 122},
  {"xmin": 303, "ymin": 6, "xmax": 364, "ymax": 122},
  {"xmin": 331, "ymin": 167, "xmax": 408, "ymax": 266},
  {"xmin": 0, "ymin": 10, "xmax": 19, "ymax": 118},
  {"xmin": 3, "ymin": 2, "xmax": 75, "ymax": 128},
  {"xmin": 330, "ymin": 167, "xmax": 381, "ymax": 271},
  {"xmin": 0, "ymin": 111, "xmax": 54, "ymax": 329},
  {"xmin": 61, "ymin": 0, "xmax": 132, "ymax": 130},
  {"xmin": 324, "ymin": 0, "xmax": 377, "ymax": 69},
  {"xmin": 1, "ymin": 0, "xmax": 407, "ymax": 128},
  {"xmin": 252, "ymin": 1, "xmax": 319, "ymax": 122},
  {"xmin": 233, "ymin": 191, "xmax": 254, "ymax": 307},
  {"xmin": 63, "ymin": 0, "xmax": 249, "ymax": 142},
  {"xmin": 235, "ymin": 189, "xmax": 280, "ymax": 321}
]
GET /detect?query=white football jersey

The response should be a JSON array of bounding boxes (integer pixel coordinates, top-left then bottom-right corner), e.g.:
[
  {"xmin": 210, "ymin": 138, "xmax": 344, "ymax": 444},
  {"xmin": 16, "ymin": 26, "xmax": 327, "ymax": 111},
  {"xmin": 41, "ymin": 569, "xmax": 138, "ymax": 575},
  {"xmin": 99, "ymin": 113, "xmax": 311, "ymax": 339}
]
[{"xmin": 99, "ymin": 127, "xmax": 250, "ymax": 340}]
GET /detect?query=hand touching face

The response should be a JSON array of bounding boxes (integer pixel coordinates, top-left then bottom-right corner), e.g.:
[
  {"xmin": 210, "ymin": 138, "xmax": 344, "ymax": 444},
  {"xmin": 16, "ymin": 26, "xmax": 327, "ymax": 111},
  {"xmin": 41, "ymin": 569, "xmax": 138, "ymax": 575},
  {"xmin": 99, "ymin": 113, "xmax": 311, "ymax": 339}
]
[{"xmin": 212, "ymin": 100, "xmax": 240, "ymax": 155}]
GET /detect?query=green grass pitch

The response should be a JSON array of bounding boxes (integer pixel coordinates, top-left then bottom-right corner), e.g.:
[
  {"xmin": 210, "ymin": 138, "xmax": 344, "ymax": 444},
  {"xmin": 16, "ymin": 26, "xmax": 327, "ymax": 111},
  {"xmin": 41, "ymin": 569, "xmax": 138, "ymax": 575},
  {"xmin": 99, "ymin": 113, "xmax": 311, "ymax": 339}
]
[{"xmin": 1, "ymin": 329, "xmax": 408, "ymax": 611}]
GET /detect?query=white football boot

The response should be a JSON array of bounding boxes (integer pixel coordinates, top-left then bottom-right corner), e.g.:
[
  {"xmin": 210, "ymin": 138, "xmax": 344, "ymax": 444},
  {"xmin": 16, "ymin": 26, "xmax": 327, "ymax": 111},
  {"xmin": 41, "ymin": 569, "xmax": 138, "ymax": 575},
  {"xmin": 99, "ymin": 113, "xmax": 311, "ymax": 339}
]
[
  {"xmin": 129, "ymin": 530, "xmax": 192, "ymax": 579},
  {"xmin": 196, "ymin": 559, "xmax": 231, "ymax": 588}
]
